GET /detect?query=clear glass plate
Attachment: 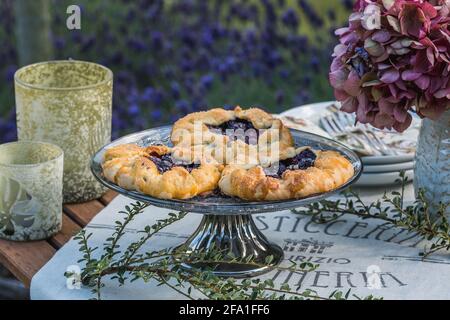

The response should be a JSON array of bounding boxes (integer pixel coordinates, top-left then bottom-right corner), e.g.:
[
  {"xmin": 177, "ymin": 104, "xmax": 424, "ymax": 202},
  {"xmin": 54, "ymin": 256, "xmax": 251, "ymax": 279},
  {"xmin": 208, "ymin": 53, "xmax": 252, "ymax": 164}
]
[{"xmin": 91, "ymin": 126, "xmax": 363, "ymax": 214}]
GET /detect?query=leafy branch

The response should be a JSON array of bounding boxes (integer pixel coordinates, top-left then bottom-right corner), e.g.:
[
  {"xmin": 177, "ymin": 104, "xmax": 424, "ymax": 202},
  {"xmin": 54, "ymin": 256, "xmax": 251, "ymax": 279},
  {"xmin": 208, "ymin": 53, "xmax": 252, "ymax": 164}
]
[
  {"xmin": 292, "ymin": 172, "xmax": 450, "ymax": 259},
  {"xmin": 67, "ymin": 202, "xmax": 379, "ymax": 300}
]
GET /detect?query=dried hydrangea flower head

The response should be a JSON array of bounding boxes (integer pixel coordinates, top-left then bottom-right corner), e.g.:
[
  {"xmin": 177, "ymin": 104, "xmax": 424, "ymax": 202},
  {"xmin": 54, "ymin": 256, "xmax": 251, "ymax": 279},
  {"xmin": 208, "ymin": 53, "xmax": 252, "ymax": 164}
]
[{"xmin": 329, "ymin": 0, "xmax": 450, "ymax": 132}]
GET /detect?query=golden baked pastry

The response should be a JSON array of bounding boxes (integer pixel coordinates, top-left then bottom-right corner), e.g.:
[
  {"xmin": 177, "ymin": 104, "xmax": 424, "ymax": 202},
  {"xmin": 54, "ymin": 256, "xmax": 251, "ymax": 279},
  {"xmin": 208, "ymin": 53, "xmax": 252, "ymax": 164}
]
[
  {"xmin": 218, "ymin": 148, "xmax": 354, "ymax": 201},
  {"xmin": 101, "ymin": 107, "xmax": 355, "ymax": 202},
  {"xmin": 171, "ymin": 106, "xmax": 295, "ymax": 165},
  {"xmin": 102, "ymin": 144, "xmax": 223, "ymax": 199}
]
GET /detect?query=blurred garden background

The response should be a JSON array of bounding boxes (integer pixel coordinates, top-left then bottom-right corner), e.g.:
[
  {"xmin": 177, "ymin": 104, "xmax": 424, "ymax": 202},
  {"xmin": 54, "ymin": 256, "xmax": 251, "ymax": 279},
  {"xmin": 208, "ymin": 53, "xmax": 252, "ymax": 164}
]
[{"xmin": 0, "ymin": 0, "xmax": 353, "ymax": 143}]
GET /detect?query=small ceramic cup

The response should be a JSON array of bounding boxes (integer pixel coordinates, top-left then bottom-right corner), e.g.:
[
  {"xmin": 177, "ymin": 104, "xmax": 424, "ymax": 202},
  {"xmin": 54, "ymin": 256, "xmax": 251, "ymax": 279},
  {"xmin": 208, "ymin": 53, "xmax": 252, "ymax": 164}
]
[{"xmin": 0, "ymin": 141, "xmax": 63, "ymax": 241}]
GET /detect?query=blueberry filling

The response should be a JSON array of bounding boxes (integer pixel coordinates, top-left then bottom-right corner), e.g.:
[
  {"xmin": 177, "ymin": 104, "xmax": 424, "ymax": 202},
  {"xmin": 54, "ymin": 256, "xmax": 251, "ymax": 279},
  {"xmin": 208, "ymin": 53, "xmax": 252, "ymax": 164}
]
[
  {"xmin": 264, "ymin": 149, "xmax": 316, "ymax": 178},
  {"xmin": 148, "ymin": 154, "xmax": 200, "ymax": 173},
  {"xmin": 208, "ymin": 119, "xmax": 259, "ymax": 144}
]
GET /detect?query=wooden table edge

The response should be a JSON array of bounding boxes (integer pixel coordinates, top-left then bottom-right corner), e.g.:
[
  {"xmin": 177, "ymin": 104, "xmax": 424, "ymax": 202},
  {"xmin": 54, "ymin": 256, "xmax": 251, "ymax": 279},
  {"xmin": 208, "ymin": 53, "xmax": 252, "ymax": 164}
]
[{"xmin": 0, "ymin": 191, "xmax": 118, "ymax": 288}]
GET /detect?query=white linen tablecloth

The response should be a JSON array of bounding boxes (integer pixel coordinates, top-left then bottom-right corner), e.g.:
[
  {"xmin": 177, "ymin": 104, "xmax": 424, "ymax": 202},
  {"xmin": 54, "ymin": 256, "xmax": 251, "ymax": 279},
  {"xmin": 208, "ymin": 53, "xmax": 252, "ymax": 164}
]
[{"xmin": 30, "ymin": 183, "xmax": 450, "ymax": 300}]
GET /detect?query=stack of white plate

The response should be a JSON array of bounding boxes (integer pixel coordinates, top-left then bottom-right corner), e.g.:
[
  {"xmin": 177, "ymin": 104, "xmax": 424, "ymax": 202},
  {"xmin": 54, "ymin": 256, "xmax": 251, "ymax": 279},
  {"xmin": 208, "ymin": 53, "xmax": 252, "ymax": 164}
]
[
  {"xmin": 279, "ymin": 101, "xmax": 420, "ymax": 187},
  {"xmin": 358, "ymin": 155, "xmax": 415, "ymax": 187}
]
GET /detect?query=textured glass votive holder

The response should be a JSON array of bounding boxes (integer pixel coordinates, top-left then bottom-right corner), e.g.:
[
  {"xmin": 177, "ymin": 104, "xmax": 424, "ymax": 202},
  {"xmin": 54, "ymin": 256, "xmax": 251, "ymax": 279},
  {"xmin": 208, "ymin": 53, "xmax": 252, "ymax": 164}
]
[
  {"xmin": 0, "ymin": 141, "xmax": 63, "ymax": 241},
  {"xmin": 15, "ymin": 60, "xmax": 113, "ymax": 203}
]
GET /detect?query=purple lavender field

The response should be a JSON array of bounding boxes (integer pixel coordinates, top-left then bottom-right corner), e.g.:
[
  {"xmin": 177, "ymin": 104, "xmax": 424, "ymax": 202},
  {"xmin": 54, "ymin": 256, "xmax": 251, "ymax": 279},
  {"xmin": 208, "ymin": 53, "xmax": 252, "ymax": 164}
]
[{"xmin": 0, "ymin": 0, "xmax": 352, "ymax": 143}]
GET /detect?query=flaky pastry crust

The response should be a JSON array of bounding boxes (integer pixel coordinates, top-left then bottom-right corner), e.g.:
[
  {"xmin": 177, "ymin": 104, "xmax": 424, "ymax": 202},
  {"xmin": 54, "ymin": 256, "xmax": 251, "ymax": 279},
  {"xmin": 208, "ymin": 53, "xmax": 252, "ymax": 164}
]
[
  {"xmin": 102, "ymin": 144, "xmax": 223, "ymax": 199},
  {"xmin": 218, "ymin": 149, "xmax": 354, "ymax": 201},
  {"xmin": 102, "ymin": 108, "xmax": 355, "ymax": 202},
  {"xmin": 171, "ymin": 106, "xmax": 295, "ymax": 164}
]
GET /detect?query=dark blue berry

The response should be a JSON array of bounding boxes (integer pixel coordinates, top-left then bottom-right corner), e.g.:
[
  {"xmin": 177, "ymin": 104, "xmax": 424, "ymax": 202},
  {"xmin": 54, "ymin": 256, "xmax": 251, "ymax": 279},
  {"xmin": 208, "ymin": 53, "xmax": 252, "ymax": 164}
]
[
  {"xmin": 148, "ymin": 154, "xmax": 200, "ymax": 173},
  {"xmin": 149, "ymin": 155, "xmax": 174, "ymax": 173},
  {"xmin": 264, "ymin": 149, "xmax": 316, "ymax": 178},
  {"xmin": 225, "ymin": 120, "xmax": 249, "ymax": 131},
  {"xmin": 287, "ymin": 149, "xmax": 316, "ymax": 170},
  {"xmin": 208, "ymin": 119, "xmax": 259, "ymax": 144}
]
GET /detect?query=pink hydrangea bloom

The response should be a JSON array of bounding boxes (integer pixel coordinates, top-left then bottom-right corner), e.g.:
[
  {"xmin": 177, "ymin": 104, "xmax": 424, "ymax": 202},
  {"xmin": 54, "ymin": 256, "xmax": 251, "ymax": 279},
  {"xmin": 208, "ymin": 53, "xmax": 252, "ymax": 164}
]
[{"xmin": 329, "ymin": 0, "xmax": 450, "ymax": 132}]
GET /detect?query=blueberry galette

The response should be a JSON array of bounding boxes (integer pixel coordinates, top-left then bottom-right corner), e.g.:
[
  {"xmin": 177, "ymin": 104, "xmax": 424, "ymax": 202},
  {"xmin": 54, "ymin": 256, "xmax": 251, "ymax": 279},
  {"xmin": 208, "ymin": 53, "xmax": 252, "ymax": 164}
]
[
  {"xmin": 219, "ymin": 148, "xmax": 354, "ymax": 201},
  {"xmin": 102, "ymin": 144, "xmax": 223, "ymax": 199},
  {"xmin": 171, "ymin": 106, "xmax": 295, "ymax": 165},
  {"xmin": 101, "ymin": 106, "xmax": 354, "ymax": 201}
]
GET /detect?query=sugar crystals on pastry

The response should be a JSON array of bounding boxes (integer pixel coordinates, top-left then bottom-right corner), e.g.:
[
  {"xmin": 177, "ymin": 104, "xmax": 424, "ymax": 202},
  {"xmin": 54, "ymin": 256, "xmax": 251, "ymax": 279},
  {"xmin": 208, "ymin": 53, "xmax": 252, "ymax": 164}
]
[
  {"xmin": 102, "ymin": 144, "xmax": 223, "ymax": 200},
  {"xmin": 101, "ymin": 106, "xmax": 355, "ymax": 202},
  {"xmin": 171, "ymin": 106, "xmax": 295, "ymax": 165},
  {"xmin": 218, "ymin": 147, "xmax": 354, "ymax": 201}
]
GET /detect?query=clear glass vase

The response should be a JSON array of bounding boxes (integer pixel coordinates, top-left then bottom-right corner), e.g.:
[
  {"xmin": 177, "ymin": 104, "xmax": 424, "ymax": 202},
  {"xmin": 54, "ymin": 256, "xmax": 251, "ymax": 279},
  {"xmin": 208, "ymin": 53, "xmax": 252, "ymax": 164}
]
[
  {"xmin": 414, "ymin": 110, "xmax": 450, "ymax": 216},
  {"xmin": 15, "ymin": 60, "xmax": 113, "ymax": 203}
]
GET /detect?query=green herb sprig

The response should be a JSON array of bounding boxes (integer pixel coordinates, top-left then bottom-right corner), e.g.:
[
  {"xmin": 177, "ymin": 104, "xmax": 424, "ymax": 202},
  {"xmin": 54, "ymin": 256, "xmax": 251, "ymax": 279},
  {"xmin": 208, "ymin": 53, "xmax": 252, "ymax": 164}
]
[
  {"xmin": 292, "ymin": 172, "xmax": 450, "ymax": 259},
  {"xmin": 67, "ymin": 172, "xmax": 450, "ymax": 300},
  {"xmin": 67, "ymin": 202, "xmax": 379, "ymax": 300}
]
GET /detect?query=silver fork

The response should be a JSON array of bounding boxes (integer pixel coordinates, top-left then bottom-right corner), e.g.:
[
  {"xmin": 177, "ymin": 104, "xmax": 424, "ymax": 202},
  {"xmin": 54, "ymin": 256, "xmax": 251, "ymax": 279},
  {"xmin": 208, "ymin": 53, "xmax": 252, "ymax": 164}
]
[
  {"xmin": 362, "ymin": 123, "xmax": 398, "ymax": 155},
  {"xmin": 320, "ymin": 115, "xmax": 376, "ymax": 156},
  {"xmin": 337, "ymin": 111, "xmax": 398, "ymax": 156}
]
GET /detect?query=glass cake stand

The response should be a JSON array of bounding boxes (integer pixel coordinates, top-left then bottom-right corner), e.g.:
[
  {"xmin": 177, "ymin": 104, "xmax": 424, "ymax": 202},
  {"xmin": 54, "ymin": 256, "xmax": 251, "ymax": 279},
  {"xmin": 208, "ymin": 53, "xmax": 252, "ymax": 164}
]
[{"xmin": 91, "ymin": 126, "xmax": 362, "ymax": 278}]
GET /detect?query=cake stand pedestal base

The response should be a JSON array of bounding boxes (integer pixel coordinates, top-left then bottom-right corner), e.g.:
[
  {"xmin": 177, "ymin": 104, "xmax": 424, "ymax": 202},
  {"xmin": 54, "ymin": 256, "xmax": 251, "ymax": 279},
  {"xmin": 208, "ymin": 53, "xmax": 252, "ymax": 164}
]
[{"xmin": 174, "ymin": 214, "xmax": 284, "ymax": 278}]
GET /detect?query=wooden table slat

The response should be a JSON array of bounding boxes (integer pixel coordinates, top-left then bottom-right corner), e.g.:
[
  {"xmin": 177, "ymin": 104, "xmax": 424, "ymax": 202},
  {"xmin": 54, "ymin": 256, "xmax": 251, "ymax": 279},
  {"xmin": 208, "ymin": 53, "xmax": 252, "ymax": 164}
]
[
  {"xmin": 48, "ymin": 214, "xmax": 82, "ymax": 249},
  {"xmin": 100, "ymin": 190, "xmax": 118, "ymax": 206},
  {"xmin": 64, "ymin": 200, "xmax": 105, "ymax": 227},
  {"xmin": 0, "ymin": 240, "xmax": 55, "ymax": 288},
  {"xmin": 0, "ymin": 193, "xmax": 117, "ymax": 287}
]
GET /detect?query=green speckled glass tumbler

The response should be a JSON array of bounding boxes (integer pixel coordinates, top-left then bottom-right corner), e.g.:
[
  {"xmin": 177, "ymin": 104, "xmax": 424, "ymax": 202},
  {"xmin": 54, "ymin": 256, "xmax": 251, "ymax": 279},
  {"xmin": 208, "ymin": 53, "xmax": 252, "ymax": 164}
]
[
  {"xmin": 0, "ymin": 141, "xmax": 63, "ymax": 241},
  {"xmin": 15, "ymin": 60, "xmax": 113, "ymax": 203}
]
